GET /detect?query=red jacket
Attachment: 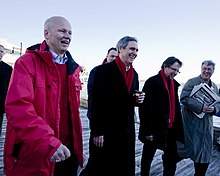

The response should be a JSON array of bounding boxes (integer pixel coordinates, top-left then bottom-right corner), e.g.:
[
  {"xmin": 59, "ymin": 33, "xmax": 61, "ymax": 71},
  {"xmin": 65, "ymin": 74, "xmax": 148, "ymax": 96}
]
[{"xmin": 4, "ymin": 41, "xmax": 83, "ymax": 176}]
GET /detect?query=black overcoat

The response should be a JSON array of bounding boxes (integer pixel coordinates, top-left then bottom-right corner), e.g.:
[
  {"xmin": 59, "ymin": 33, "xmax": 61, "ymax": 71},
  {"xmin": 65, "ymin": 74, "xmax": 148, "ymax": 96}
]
[
  {"xmin": 138, "ymin": 72, "xmax": 184, "ymax": 149},
  {"xmin": 89, "ymin": 60, "xmax": 139, "ymax": 176},
  {"xmin": 0, "ymin": 61, "xmax": 12, "ymax": 115}
]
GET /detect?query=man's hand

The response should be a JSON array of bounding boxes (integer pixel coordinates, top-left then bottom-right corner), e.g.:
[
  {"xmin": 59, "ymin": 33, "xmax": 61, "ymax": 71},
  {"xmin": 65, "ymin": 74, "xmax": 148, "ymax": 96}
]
[
  {"xmin": 203, "ymin": 104, "xmax": 215, "ymax": 114},
  {"xmin": 93, "ymin": 136, "xmax": 104, "ymax": 148},
  {"xmin": 50, "ymin": 144, "xmax": 71, "ymax": 163},
  {"xmin": 134, "ymin": 91, "xmax": 145, "ymax": 104},
  {"xmin": 145, "ymin": 135, "xmax": 153, "ymax": 142}
]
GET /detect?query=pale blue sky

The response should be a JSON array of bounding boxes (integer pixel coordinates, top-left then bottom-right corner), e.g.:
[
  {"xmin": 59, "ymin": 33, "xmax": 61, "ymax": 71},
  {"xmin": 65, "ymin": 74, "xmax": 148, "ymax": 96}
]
[{"xmin": 1, "ymin": 0, "xmax": 220, "ymax": 83}]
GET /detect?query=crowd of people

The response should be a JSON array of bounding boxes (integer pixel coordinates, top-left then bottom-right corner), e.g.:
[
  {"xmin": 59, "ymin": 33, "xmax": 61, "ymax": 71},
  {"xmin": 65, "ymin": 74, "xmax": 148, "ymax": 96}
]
[{"xmin": 1, "ymin": 15, "xmax": 220, "ymax": 176}]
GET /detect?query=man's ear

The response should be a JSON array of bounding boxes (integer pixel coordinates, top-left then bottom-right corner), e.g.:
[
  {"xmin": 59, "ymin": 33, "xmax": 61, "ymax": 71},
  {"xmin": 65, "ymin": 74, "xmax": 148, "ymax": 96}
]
[{"xmin": 44, "ymin": 29, "xmax": 49, "ymax": 39}]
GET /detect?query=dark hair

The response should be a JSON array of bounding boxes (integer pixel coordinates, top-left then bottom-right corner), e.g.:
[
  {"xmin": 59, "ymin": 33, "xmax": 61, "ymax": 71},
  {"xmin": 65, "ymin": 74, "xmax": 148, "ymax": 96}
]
[
  {"xmin": 161, "ymin": 56, "xmax": 182, "ymax": 69},
  {"xmin": 201, "ymin": 60, "xmax": 215, "ymax": 69},
  {"xmin": 107, "ymin": 47, "xmax": 117, "ymax": 55}
]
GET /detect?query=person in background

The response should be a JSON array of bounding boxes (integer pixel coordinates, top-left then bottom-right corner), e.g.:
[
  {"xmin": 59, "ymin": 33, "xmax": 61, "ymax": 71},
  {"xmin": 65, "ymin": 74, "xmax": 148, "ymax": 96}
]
[
  {"xmin": 86, "ymin": 47, "xmax": 118, "ymax": 119},
  {"xmin": 0, "ymin": 45, "xmax": 12, "ymax": 136},
  {"xmin": 101, "ymin": 47, "xmax": 118, "ymax": 64},
  {"xmin": 179, "ymin": 60, "xmax": 220, "ymax": 176},
  {"xmin": 4, "ymin": 16, "xmax": 83, "ymax": 176},
  {"xmin": 138, "ymin": 57, "xmax": 184, "ymax": 176},
  {"xmin": 80, "ymin": 36, "xmax": 145, "ymax": 176}
]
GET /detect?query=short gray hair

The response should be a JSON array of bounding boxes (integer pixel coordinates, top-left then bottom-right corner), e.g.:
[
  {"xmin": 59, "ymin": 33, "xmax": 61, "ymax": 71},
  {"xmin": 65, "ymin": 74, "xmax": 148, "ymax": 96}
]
[
  {"xmin": 202, "ymin": 60, "xmax": 215, "ymax": 69},
  {"xmin": 116, "ymin": 36, "xmax": 138, "ymax": 53}
]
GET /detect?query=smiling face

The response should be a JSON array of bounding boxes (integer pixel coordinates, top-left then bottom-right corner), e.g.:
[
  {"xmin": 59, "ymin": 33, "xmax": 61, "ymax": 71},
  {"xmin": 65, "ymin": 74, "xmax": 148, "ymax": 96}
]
[
  {"xmin": 201, "ymin": 63, "xmax": 214, "ymax": 82},
  {"xmin": 164, "ymin": 62, "xmax": 181, "ymax": 80},
  {"xmin": 44, "ymin": 16, "xmax": 72, "ymax": 56},
  {"xmin": 119, "ymin": 41, "xmax": 138, "ymax": 66}
]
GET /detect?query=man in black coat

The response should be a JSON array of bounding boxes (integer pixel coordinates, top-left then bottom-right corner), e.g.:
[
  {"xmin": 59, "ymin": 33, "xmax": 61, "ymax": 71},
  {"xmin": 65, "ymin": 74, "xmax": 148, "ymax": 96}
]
[
  {"xmin": 80, "ymin": 36, "xmax": 145, "ymax": 176},
  {"xmin": 138, "ymin": 57, "xmax": 184, "ymax": 176},
  {"xmin": 0, "ymin": 45, "xmax": 12, "ymax": 135}
]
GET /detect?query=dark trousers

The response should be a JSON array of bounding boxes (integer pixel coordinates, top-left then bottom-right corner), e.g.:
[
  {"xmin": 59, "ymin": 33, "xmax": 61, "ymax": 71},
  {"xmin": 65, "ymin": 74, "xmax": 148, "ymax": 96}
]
[
  {"xmin": 54, "ymin": 146, "xmax": 79, "ymax": 176},
  {"xmin": 141, "ymin": 129, "xmax": 179, "ymax": 176},
  {"xmin": 194, "ymin": 163, "xmax": 209, "ymax": 176}
]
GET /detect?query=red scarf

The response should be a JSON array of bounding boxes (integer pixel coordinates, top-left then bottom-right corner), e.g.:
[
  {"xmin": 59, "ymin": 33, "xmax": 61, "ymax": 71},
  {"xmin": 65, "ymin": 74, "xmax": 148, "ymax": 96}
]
[
  {"xmin": 160, "ymin": 69, "xmax": 175, "ymax": 128},
  {"xmin": 115, "ymin": 57, "xmax": 133, "ymax": 93}
]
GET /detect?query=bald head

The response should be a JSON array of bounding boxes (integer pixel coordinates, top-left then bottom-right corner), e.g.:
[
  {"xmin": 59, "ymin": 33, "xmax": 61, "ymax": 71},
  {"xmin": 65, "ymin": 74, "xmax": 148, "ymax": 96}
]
[
  {"xmin": 44, "ymin": 16, "xmax": 71, "ymax": 31},
  {"xmin": 44, "ymin": 16, "xmax": 72, "ymax": 56},
  {"xmin": 0, "ymin": 45, "xmax": 5, "ymax": 61}
]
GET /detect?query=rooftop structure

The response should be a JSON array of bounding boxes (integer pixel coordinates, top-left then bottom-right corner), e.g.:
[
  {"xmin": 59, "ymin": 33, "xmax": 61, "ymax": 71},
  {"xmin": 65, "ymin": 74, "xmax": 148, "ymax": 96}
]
[{"xmin": 0, "ymin": 38, "xmax": 23, "ymax": 67}]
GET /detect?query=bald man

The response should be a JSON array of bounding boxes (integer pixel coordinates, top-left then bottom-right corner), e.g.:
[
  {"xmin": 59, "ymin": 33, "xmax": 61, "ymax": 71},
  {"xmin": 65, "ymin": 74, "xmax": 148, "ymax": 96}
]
[{"xmin": 4, "ymin": 16, "xmax": 83, "ymax": 176}]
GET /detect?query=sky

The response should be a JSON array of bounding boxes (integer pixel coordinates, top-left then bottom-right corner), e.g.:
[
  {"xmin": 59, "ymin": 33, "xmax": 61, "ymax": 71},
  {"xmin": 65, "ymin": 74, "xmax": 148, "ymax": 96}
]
[{"xmin": 1, "ymin": 0, "xmax": 220, "ymax": 83}]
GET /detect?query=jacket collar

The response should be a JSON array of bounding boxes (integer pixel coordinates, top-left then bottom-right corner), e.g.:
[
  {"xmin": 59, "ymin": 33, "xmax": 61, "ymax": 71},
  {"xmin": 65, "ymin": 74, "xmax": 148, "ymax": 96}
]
[{"xmin": 26, "ymin": 41, "xmax": 80, "ymax": 75}]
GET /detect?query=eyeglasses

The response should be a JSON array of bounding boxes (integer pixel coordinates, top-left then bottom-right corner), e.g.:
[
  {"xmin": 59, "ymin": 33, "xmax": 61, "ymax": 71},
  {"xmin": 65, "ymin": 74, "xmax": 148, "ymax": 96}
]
[
  {"xmin": 169, "ymin": 66, "xmax": 180, "ymax": 74},
  {"xmin": 109, "ymin": 55, "xmax": 117, "ymax": 58},
  {"xmin": 201, "ymin": 67, "xmax": 213, "ymax": 72}
]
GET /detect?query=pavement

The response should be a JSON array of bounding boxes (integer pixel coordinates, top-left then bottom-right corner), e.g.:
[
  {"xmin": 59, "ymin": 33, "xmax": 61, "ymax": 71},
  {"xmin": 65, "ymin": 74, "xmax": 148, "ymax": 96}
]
[
  {"xmin": 0, "ymin": 114, "xmax": 6, "ymax": 176},
  {"xmin": 1, "ymin": 108, "xmax": 220, "ymax": 176}
]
